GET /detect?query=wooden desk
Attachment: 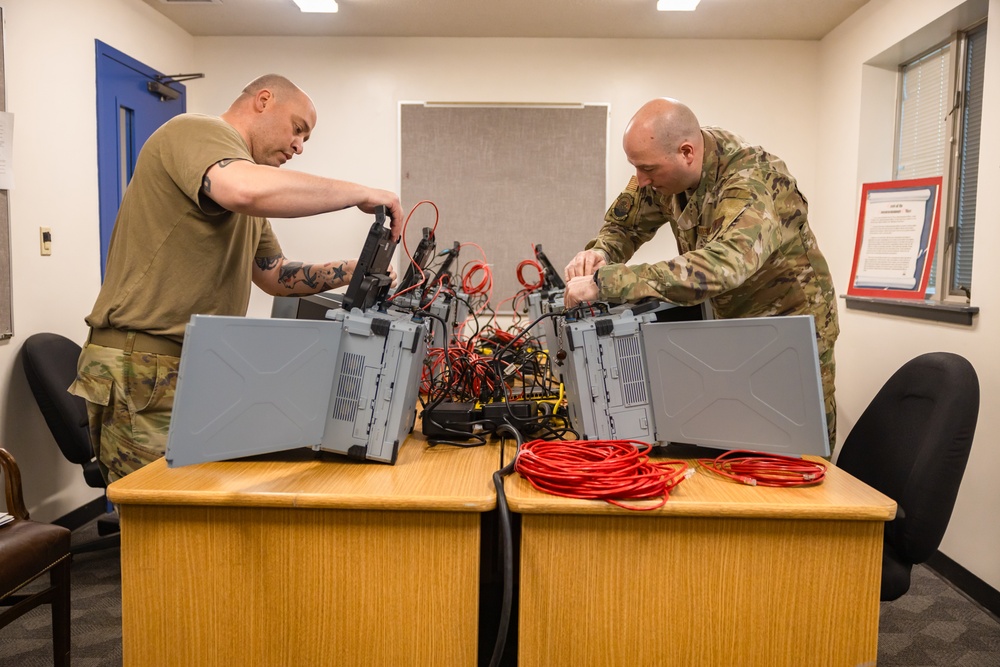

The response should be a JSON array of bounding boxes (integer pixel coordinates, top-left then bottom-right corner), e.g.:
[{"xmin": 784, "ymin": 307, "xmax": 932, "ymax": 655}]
[
  {"xmin": 108, "ymin": 436, "xmax": 499, "ymax": 667},
  {"xmin": 505, "ymin": 457, "xmax": 896, "ymax": 667}
]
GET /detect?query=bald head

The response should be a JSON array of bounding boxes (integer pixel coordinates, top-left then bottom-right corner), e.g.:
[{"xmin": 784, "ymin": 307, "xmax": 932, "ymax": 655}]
[
  {"xmin": 236, "ymin": 74, "xmax": 305, "ymax": 102},
  {"xmin": 627, "ymin": 98, "xmax": 701, "ymax": 153},
  {"xmin": 623, "ymin": 98, "xmax": 704, "ymax": 195},
  {"xmin": 221, "ymin": 74, "xmax": 317, "ymax": 167}
]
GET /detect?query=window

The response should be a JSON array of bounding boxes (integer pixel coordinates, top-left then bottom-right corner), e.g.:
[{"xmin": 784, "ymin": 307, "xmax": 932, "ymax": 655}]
[{"xmin": 894, "ymin": 21, "xmax": 986, "ymax": 302}]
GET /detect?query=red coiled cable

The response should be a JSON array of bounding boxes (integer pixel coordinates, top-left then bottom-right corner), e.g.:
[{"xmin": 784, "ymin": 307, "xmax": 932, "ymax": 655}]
[
  {"xmin": 514, "ymin": 439, "xmax": 690, "ymax": 510},
  {"xmin": 516, "ymin": 258, "xmax": 544, "ymax": 291},
  {"xmin": 462, "ymin": 260, "xmax": 493, "ymax": 296},
  {"xmin": 696, "ymin": 449, "xmax": 827, "ymax": 487}
]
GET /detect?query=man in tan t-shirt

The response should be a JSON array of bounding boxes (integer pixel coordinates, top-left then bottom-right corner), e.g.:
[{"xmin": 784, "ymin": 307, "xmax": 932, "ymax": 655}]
[{"xmin": 70, "ymin": 74, "xmax": 403, "ymax": 483}]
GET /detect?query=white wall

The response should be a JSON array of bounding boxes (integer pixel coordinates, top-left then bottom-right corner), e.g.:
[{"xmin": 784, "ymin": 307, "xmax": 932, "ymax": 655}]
[
  {"xmin": 0, "ymin": 0, "xmax": 194, "ymax": 519},
  {"xmin": 817, "ymin": 0, "xmax": 1000, "ymax": 590}
]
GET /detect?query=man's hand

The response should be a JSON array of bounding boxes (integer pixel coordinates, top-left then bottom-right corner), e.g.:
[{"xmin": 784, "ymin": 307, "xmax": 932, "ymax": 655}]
[
  {"xmin": 358, "ymin": 189, "xmax": 404, "ymax": 241},
  {"xmin": 563, "ymin": 275, "xmax": 600, "ymax": 308},
  {"xmin": 564, "ymin": 250, "xmax": 607, "ymax": 281}
]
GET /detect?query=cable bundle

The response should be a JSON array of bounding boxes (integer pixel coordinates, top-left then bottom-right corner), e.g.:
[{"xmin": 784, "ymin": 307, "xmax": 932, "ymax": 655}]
[
  {"xmin": 423, "ymin": 343, "xmax": 500, "ymax": 402},
  {"xmin": 390, "ymin": 199, "xmax": 441, "ymax": 303},
  {"xmin": 696, "ymin": 450, "xmax": 827, "ymax": 487},
  {"xmin": 514, "ymin": 439, "xmax": 690, "ymax": 510}
]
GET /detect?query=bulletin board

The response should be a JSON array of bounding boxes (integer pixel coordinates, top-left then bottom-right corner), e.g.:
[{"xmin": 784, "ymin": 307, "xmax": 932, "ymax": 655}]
[
  {"xmin": 399, "ymin": 103, "xmax": 608, "ymax": 314},
  {"xmin": 0, "ymin": 8, "xmax": 11, "ymax": 339}
]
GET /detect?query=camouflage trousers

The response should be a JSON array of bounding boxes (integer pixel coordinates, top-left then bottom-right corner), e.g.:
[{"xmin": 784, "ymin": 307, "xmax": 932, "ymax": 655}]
[
  {"xmin": 819, "ymin": 344, "xmax": 837, "ymax": 456},
  {"xmin": 68, "ymin": 342, "xmax": 180, "ymax": 484}
]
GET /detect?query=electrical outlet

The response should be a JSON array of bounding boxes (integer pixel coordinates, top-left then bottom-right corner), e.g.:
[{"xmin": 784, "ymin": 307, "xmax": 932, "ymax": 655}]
[{"xmin": 40, "ymin": 227, "xmax": 52, "ymax": 256}]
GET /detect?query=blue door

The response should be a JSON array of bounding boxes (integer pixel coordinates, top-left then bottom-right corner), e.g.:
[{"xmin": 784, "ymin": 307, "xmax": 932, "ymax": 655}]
[{"xmin": 95, "ymin": 41, "xmax": 186, "ymax": 278}]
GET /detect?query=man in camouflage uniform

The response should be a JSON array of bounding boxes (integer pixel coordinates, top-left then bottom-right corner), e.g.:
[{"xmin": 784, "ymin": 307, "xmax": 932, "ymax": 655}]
[
  {"xmin": 70, "ymin": 74, "xmax": 403, "ymax": 483},
  {"xmin": 564, "ymin": 97, "xmax": 839, "ymax": 446}
]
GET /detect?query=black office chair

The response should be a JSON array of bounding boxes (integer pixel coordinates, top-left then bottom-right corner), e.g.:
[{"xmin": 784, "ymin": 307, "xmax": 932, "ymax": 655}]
[
  {"xmin": 836, "ymin": 352, "xmax": 979, "ymax": 601},
  {"xmin": 21, "ymin": 332, "xmax": 120, "ymax": 553},
  {"xmin": 0, "ymin": 447, "xmax": 72, "ymax": 666}
]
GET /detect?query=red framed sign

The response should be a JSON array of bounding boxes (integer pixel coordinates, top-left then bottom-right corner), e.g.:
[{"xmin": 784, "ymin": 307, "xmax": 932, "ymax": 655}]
[{"xmin": 847, "ymin": 177, "xmax": 943, "ymax": 300}]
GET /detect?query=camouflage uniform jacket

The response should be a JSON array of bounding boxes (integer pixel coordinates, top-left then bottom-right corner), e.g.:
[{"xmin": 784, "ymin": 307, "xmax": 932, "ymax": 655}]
[{"xmin": 587, "ymin": 127, "xmax": 839, "ymax": 354}]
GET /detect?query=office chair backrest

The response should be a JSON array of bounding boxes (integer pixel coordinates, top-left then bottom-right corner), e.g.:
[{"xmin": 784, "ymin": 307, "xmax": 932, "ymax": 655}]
[
  {"xmin": 21, "ymin": 333, "xmax": 93, "ymax": 466},
  {"xmin": 837, "ymin": 352, "xmax": 979, "ymax": 565}
]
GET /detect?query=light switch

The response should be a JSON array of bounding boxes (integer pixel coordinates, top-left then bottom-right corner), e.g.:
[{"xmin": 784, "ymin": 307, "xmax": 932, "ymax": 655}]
[{"xmin": 40, "ymin": 227, "xmax": 52, "ymax": 256}]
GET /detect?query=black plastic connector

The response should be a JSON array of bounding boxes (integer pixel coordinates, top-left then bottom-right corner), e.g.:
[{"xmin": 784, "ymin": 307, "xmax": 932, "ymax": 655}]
[
  {"xmin": 422, "ymin": 401, "xmax": 481, "ymax": 438},
  {"xmin": 371, "ymin": 317, "xmax": 391, "ymax": 337},
  {"xmin": 595, "ymin": 318, "xmax": 614, "ymax": 337}
]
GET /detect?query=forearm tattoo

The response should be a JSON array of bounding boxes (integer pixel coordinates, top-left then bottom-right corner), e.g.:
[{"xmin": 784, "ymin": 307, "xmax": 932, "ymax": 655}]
[
  {"xmin": 256, "ymin": 254, "xmax": 351, "ymax": 294},
  {"xmin": 255, "ymin": 254, "xmax": 282, "ymax": 271}
]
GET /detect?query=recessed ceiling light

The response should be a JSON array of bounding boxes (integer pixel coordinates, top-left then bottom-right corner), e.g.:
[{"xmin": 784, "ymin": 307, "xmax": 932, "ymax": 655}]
[
  {"xmin": 292, "ymin": 0, "xmax": 339, "ymax": 13},
  {"xmin": 657, "ymin": 0, "xmax": 701, "ymax": 10}
]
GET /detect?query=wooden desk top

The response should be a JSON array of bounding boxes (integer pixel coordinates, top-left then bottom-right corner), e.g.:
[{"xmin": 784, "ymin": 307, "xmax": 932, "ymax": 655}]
[
  {"xmin": 505, "ymin": 455, "xmax": 897, "ymax": 521},
  {"xmin": 109, "ymin": 427, "xmax": 895, "ymax": 522},
  {"xmin": 108, "ymin": 431, "xmax": 499, "ymax": 512}
]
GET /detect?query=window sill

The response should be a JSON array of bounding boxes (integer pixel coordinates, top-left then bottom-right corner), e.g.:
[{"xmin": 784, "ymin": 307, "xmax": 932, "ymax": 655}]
[{"xmin": 841, "ymin": 295, "xmax": 978, "ymax": 326}]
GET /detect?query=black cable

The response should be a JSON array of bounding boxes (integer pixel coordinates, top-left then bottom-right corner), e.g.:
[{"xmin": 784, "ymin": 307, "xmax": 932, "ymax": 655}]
[
  {"xmin": 451, "ymin": 291, "xmax": 480, "ymax": 341},
  {"xmin": 564, "ymin": 301, "xmax": 610, "ymax": 320},
  {"xmin": 489, "ymin": 423, "xmax": 521, "ymax": 667},
  {"xmin": 491, "ymin": 311, "xmax": 565, "ymax": 431}
]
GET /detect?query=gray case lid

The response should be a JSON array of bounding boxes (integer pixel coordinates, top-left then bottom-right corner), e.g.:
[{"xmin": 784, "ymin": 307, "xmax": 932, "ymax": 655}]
[
  {"xmin": 165, "ymin": 315, "xmax": 341, "ymax": 467},
  {"xmin": 642, "ymin": 315, "xmax": 829, "ymax": 457}
]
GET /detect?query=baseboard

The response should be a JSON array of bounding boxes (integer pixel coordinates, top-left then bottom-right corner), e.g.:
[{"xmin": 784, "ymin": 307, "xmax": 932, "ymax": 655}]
[
  {"xmin": 927, "ymin": 550, "xmax": 1000, "ymax": 619},
  {"xmin": 52, "ymin": 496, "xmax": 109, "ymax": 531}
]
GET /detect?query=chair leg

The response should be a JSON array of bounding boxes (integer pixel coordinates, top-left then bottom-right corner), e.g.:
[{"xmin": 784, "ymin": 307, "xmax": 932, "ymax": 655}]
[{"xmin": 50, "ymin": 557, "xmax": 72, "ymax": 667}]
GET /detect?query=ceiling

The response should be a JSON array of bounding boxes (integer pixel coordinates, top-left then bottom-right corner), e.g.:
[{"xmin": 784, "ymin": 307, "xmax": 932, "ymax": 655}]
[{"xmin": 143, "ymin": 0, "xmax": 871, "ymax": 40}]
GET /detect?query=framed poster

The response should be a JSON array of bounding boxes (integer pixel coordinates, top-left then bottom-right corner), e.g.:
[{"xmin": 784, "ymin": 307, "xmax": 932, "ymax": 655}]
[{"xmin": 847, "ymin": 177, "xmax": 943, "ymax": 300}]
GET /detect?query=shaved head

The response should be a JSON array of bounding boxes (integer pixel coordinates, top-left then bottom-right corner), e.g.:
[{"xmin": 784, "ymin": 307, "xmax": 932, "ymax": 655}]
[
  {"xmin": 622, "ymin": 98, "xmax": 704, "ymax": 195},
  {"xmin": 238, "ymin": 74, "xmax": 304, "ymax": 100},
  {"xmin": 627, "ymin": 98, "xmax": 701, "ymax": 154},
  {"xmin": 222, "ymin": 74, "xmax": 317, "ymax": 167}
]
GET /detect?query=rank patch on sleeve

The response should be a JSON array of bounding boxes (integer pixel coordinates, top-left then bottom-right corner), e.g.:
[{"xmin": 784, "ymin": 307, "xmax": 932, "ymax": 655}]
[{"xmin": 611, "ymin": 192, "xmax": 634, "ymax": 222}]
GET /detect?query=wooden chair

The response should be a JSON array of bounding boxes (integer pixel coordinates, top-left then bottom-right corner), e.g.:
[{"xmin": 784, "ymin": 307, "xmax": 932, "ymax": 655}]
[{"xmin": 0, "ymin": 447, "xmax": 72, "ymax": 665}]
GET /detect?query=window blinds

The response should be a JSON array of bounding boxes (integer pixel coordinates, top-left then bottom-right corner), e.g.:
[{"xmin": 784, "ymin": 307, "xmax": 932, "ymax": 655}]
[
  {"xmin": 953, "ymin": 24, "xmax": 987, "ymax": 293},
  {"xmin": 895, "ymin": 45, "xmax": 950, "ymax": 181}
]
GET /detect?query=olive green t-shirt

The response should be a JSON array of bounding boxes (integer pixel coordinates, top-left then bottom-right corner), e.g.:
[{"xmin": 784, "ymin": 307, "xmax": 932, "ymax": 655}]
[{"xmin": 87, "ymin": 114, "xmax": 282, "ymax": 342}]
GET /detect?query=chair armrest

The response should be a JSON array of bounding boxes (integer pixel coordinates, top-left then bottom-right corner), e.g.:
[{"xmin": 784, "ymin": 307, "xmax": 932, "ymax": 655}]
[{"xmin": 0, "ymin": 448, "xmax": 29, "ymax": 520}]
